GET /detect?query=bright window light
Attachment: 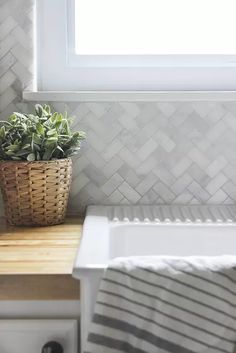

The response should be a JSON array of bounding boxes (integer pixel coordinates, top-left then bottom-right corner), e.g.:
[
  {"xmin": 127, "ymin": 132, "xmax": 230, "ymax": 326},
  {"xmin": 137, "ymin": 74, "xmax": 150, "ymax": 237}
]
[{"xmin": 75, "ymin": 0, "xmax": 236, "ymax": 55}]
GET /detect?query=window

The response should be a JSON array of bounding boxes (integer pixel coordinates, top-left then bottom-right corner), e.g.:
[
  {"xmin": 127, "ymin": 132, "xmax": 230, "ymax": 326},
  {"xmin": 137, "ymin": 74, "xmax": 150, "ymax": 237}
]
[
  {"xmin": 37, "ymin": 0, "xmax": 236, "ymax": 91},
  {"xmin": 75, "ymin": 0, "xmax": 236, "ymax": 56}
]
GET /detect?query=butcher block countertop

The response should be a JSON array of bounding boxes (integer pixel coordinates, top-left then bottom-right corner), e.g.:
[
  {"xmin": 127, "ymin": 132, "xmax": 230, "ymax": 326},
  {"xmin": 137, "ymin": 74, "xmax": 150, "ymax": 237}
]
[{"xmin": 0, "ymin": 217, "xmax": 83, "ymax": 300}]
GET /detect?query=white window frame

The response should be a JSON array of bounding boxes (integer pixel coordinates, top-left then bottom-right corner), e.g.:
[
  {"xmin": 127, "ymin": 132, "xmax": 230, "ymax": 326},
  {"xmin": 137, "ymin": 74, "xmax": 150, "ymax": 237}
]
[{"xmin": 36, "ymin": 0, "xmax": 236, "ymax": 91}]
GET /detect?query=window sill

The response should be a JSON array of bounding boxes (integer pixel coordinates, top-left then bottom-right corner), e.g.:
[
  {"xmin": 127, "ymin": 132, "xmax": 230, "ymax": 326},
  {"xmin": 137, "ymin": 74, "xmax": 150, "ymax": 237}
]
[{"xmin": 22, "ymin": 90, "xmax": 236, "ymax": 102}]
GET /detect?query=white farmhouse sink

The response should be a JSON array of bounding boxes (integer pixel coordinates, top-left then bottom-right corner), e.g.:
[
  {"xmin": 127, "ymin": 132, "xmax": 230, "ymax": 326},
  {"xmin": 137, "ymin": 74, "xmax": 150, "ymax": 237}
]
[{"xmin": 73, "ymin": 205, "xmax": 236, "ymax": 353}]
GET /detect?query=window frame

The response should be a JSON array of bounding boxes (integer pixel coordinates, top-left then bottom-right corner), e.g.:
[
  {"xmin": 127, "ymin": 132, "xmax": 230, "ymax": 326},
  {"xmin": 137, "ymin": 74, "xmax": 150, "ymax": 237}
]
[{"xmin": 36, "ymin": 0, "xmax": 236, "ymax": 91}]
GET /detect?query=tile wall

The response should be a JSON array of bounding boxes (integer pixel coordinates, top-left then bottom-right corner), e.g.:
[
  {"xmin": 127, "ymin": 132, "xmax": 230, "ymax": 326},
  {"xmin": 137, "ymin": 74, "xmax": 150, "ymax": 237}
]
[{"xmin": 1, "ymin": 0, "xmax": 236, "ymax": 215}]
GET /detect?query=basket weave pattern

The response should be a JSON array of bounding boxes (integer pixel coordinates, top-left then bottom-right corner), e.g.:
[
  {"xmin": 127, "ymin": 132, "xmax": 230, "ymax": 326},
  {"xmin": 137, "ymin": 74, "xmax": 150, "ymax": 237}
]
[{"xmin": 0, "ymin": 158, "xmax": 72, "ymax": 226}]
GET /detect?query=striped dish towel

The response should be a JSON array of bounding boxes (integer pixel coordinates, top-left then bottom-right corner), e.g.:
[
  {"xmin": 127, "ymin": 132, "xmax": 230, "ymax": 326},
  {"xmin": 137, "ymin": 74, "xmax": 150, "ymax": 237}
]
[{"xmin": 85, "ymin": 256, "xmax": 236, "ymax": 353}]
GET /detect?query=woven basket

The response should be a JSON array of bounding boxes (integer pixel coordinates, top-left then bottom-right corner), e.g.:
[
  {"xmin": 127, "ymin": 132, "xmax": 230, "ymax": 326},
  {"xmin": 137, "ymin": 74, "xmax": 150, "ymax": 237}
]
[{"xmin": 0, "ymin": 158, "xmax": 72, "ymax": 226}]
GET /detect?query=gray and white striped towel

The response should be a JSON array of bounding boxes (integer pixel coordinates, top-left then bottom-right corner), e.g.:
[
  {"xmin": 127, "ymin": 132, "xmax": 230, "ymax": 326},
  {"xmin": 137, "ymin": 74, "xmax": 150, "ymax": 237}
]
[{"xmin": 85, "ymin": 256, "xmax": 236, "ymax": 353}]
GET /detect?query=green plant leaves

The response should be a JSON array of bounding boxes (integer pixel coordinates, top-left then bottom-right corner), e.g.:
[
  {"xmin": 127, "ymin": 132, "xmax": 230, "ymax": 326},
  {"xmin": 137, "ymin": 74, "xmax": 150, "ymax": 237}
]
[
  {"xmin": 47, "ymin": 129, "xmax": 57, "ymax": 136},
  {"xmin": 27, "ymin": 153, "xmax": 35, "ymax": 161},
  {"xmin": 0, "ymin": 126, "xmax": 6, "ymax": 139},
  {"xmin": 0, "ymin": 104, "xmax": 86, "ymax": 161},
  {"xmin": 36, "ymin": 123, "xmax": 45, "ymax": 135},
  {"xmin": 35, "ymin": 104, "xmax": 43, "ymax": 117},
  {"xmin": 13, "ymin": 112, "xmax": 28, "ymax": 120}
]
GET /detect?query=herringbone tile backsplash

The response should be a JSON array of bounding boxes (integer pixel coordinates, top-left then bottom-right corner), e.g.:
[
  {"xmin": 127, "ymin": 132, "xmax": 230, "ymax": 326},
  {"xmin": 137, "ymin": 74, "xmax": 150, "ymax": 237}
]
[{"xmin": 1, "ymin": 0, "xmax": 236, "ymax": 215}]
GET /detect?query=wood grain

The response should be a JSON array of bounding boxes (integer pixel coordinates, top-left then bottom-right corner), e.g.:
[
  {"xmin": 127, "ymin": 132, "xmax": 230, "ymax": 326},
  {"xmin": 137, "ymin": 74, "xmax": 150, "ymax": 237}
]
[
  {"xmin": 0, "ymin": 217, "xmax": 82, "ymax": 275},
  {"xmin": 0, "ymin": 275, "xmax": 80, "ymax": 300}
]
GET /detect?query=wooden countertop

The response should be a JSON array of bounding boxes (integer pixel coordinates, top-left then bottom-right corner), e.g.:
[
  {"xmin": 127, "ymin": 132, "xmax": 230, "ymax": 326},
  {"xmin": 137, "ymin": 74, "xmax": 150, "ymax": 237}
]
[
  {"xmin": 0, "ymin": 217, "xmax": 83, "ymax": 300},
  {"xmin": 0, "ymin": 217, "xmax": 82, "ymax": 275}
]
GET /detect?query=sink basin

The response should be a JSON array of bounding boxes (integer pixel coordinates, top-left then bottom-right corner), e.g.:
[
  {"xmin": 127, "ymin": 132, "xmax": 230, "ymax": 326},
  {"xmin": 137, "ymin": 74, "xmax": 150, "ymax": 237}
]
[{"xmin": 73, "ymin": 205, "xmax": 236, "ymax": 352}]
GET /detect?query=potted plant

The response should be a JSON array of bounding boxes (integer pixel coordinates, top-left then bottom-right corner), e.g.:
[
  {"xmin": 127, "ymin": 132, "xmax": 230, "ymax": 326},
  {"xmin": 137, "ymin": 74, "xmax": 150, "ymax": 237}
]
[{"xmin": 0, "ymin": 104, "xmax": 86, "ymax": 226}]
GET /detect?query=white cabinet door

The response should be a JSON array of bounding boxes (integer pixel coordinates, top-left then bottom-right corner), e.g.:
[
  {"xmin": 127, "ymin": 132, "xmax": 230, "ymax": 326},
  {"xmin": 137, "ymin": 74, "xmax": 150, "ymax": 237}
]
[{"xmin": 0, "ymin": 320, "xmax": 78, "ymax": 353}]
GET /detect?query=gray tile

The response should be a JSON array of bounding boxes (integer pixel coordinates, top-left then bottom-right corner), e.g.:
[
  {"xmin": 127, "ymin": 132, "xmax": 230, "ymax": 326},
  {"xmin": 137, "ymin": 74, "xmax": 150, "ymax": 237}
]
[
  {"xmin": 171, "ymin": 157, "xmax": 192, "ymax": 178},
  {"xmin": 136, "ymin": 173, "xmax": 157, "ymax": 195},
  {"xmin": 222, "ymin": 182, "xmax": 236, "ymax": 201},
  {"xmin": 205, "ymin": 173, "xmax": 228, "ymax": 195},
  {"xmin": 101, "ymin": 173, "xmax": 124, "ymax": 196},
  {"xmin": 138, "ymin": 189, "xmax": 159, "ymax": 204},
  {"xmin": 171, "ymin": 173, "xmax": 192, "ymax": 194},
  {"xmin": 187, "ymin": 181, "xmax": 210, "ymax": 202},
  {"xmin": 137, "ymin": 139, "xmax": 158, "ymax": 161},
  {"xmin": 118, "ymin": 182, "xmax": 141, "ymax": 203},
  {"xmin": 118, "ymin": 166, "xmax": 140, "ymax": 188},
  {"xmin": 206, "ymin": 156, "xmax": 227, "ymax": 178},
  {"xmin": 84, "ymin": 165, "xmax": 108, "ymax": 187},
  {"xmin": 207, "ymin": 190, "xmax": 228, "ymax": 204},
  {"xmin": 153, "ymin": 182, "xmax": 176, "ymax": 203}
]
